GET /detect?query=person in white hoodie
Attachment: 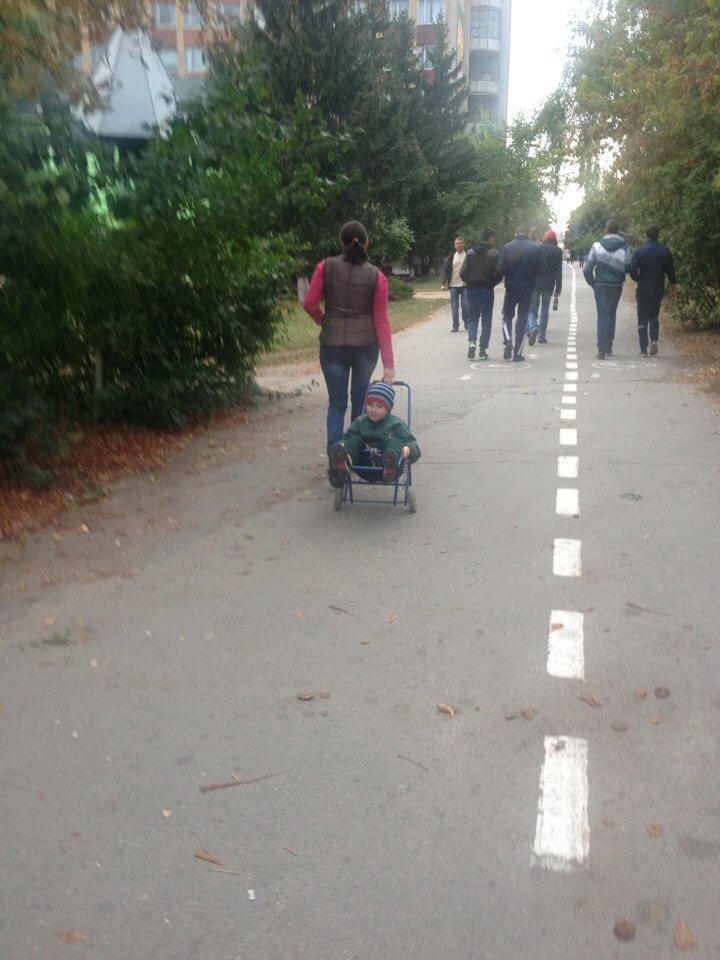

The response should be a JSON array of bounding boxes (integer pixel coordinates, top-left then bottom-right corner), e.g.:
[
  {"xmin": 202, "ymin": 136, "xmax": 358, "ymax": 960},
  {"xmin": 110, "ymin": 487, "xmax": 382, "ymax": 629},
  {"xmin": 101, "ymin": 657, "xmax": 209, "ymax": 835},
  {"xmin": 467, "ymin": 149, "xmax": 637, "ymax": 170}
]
[{"xmin": 583, "ymin": 218, "xmax": 632, "ymax": 359}]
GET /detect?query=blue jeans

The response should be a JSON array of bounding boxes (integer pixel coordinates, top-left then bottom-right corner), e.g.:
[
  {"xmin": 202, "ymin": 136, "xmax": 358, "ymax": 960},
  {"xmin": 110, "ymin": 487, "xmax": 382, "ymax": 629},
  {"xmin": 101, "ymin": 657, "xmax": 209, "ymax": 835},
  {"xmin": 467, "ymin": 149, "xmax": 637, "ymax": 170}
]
[
  {"xmin": 319, "ymin": 344, "xmax": 379, "ymax": 453},
  {"xmin": 467, "ymin": 288, "xmax": 494, "ymax": 350},
  {"xmin": 593, "ymin": 284, "xmax": 622, "ymax": 354},
  {"xmin": 450, "ymin": 286, "xmax": 468, "ymax": 330},
  {"xmin": 529, "ymin": 287, "xmax": 553, "ymax": 339}
]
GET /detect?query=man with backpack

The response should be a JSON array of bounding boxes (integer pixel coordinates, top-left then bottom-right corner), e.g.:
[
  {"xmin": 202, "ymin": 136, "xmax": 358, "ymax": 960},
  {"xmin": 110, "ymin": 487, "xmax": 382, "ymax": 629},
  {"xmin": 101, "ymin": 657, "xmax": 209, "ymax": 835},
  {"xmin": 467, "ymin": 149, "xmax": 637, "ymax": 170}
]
[{"xmin": 460, "ymin": 227, "xmax": 502, "ymax": 360}]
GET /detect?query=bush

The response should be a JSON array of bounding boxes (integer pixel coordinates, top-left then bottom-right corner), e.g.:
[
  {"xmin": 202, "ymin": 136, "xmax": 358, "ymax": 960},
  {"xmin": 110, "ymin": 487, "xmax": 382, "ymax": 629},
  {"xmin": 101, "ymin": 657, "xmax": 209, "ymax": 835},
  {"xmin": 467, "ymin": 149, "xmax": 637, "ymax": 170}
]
[
  {"xmin": 387, "ymin": 276, "xmax": 414, "ymax": 301},
  {"xmin": 0, "ymin": 360, "xmax": 44, "ymax": 458}
]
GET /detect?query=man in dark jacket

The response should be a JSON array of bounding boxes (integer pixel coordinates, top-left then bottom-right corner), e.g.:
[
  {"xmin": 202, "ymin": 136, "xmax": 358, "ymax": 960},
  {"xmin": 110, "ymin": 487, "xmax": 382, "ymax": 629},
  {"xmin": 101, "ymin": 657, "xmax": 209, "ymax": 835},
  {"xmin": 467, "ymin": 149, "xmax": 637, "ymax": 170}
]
[
  {"xmin": 460, "ymin": 227, "xmax": 502, "ymax": 360},
  {"xmin": 528, "ymin": 229, "xmax": 563, "ymax": 345},
  {"xmin": 629, "ymin": 224, "xmax": 677, "ymax": 356},
  {"xmin": 583, "ymin": 218, "xmax": 632, "ymax": 359},
  {"xmin": 497, "ymin": 226, "xmax": 541, "ymax": 361}
]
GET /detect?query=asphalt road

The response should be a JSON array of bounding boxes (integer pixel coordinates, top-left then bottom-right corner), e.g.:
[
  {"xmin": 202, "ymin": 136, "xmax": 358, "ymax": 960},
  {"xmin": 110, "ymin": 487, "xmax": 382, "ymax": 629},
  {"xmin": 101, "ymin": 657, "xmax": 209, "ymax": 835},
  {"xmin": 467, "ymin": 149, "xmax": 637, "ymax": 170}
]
[{"xmin": 1, "ymin": 265, "xmax": 719, "ymax": 960}]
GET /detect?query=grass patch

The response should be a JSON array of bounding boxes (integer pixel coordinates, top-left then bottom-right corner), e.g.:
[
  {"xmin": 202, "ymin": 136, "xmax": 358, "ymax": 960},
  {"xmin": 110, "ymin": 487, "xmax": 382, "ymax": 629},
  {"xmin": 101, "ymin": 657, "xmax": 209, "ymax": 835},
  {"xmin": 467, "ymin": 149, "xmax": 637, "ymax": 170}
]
[
  {"xmin": 31, "ymin": 628, "xmax": 75, "ymax": 648},
  {"xmin": 663, "ymin": 315, "xmax": 720, "ymax": 395},
  {"xmin": 259, "ymin": 276, "xmax": 443, "ymax": 366}
]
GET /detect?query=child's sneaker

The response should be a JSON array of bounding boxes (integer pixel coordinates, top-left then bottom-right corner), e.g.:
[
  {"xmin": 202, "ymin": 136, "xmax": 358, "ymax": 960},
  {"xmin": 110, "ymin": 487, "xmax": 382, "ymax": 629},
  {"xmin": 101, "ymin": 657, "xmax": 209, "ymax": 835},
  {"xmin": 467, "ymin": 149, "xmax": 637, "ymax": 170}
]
[
  {"xmin": 467, "ymin": 343, "xmax": 476, "ymax": 359},
  {"xmin": 381, "ymin": 449, "xmax": 400, "ymax": 481}
]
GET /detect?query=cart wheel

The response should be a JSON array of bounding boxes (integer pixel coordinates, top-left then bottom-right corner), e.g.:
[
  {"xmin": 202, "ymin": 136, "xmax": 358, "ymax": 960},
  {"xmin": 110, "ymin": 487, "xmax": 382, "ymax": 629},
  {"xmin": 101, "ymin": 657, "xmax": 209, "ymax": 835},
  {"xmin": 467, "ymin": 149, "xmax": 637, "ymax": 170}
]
[
  {"xmin": 334, "ymin": 488, "xmax": 343, "ymax": 511},
  {"xmin": 407, "ymin": 490, "xmax": 417, "ymax": 514}
]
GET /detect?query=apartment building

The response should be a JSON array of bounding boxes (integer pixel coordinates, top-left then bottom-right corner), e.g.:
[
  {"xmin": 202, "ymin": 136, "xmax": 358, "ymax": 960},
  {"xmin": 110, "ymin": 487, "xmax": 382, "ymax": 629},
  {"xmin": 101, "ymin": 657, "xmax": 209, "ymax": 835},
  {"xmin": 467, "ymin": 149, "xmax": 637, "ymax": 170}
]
[{"xmin": 388, "ymin": 0, "xmax": 511, "ymax": 129}]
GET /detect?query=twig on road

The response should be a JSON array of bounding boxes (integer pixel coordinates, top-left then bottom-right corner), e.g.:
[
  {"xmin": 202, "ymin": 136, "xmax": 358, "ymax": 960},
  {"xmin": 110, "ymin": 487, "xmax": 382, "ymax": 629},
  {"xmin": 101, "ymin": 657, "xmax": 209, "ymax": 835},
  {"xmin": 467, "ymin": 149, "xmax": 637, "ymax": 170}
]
[
  {"xmin": 329, "ymin": 604, "xmax": 365, "ymax": 622},
  {"xmin": 200, "ymin": 771, "xmax": 284, "ymax": 794},
  {"xmin": 397, "ymin": 754, "xmax": 429, "ymax": 772}
]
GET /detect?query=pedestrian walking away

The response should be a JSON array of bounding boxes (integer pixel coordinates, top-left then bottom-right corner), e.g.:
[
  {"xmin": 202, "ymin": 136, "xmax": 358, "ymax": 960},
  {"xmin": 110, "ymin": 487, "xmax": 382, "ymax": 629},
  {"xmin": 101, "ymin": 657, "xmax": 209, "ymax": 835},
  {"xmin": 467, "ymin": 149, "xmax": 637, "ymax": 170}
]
[
  {"xmin": 303, "ymin": 219, "xmax": 395, "ymax": 487},
  {"xmin": 583, "ymin": 218, "xmax": 632, "ymax": 359},
  {"xmin": 578, "ymin": 249, "xmax": 586, "ymax": 268},
  {"xmin": 460, "ymin": 227, "xmax": 502, "ymax": 360},
  {"xmin": 629, "ymin": 224, "xmax": 677, "ymax": 356},
  {"xmin": 497, "ymin": 226, "xmax": 541, "ymax": 362},
  {"xmin": 528, "ymin": 229, "xmax": 563, "ymax": 345},
  {"xmin": 441, "ymin": 237, "xmax": 469, "ymax": 332}
]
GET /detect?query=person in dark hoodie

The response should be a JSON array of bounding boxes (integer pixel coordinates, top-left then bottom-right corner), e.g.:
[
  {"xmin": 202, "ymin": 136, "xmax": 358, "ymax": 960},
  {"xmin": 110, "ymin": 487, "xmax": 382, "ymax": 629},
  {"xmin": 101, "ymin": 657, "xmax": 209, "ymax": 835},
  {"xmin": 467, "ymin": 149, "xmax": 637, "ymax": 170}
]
[
  {"xmin": 497, "ymin": 226, "xmax": 541, "ymax": 362},
  {"xmin": 528, "ymin": 229, "xmax": 563, "ymax": 345},
  {"xmin": 629, "ymin": 224, "xmax": 677, "ymax": 356},
  {"xmin": 460, "ymin": 226, "xmax": 502, "ymax": 360},
  {"xmin": 583, "ymin": 218, "xmax": 632, "ymax": 359}
]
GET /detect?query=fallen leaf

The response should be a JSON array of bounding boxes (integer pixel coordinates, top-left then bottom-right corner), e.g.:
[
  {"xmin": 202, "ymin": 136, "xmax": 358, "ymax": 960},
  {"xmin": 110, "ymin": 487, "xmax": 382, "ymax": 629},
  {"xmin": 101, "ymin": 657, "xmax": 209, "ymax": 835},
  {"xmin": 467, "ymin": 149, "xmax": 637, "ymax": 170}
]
[
  {"xmin": 52, "ymin": 533, "xmax": 62, "ymax": 542},
  {"xmin": 504, "ymin": 709, "xmax": 517, "ymax": 720},
  {"xmin": 41, "ymin": 617, "xmax": 56, "ymax": 627},
  {"xmin": 649, "ymin": 716, "xmax": 661, "ymax": 725},
  {"xmin": 317, "ymin": 692, "xmax": 331, "ymax": 700},
  {"xmin": 162, "ymin": 809, "xmax": 173, "ymax": 820},
  {"xmin": 550, "ymin": 622, "xmax": 564, "ymax": 631},
  {"xmin": 78, "ymin": 523, "xmax": 90, "ymax": 534},
  {"xmin": 475, "ymin": 706, "xmax": 484, "ymax": 713},
  {"xmin": 611, "ymin": 722, "xmax": 628, "ymax": 733},
  {"xmin": 60, "ymin": 931, "xmax": 88, "ymax": 943},
  {"xmin": 89, "ymin": 659, "xmax": 99, "ymax": 668},
  {"xmin": 521, "ymin": 707, "xmax": 537, "ymax": 721},
  {"xmin": 361, "ymin": 638, "xmax": 371, "ymax": 645},
  {"xmin": 388, "ymin": 613, "xmax": 398, "ymax": 623},
  {"xmin": 646, "ymin": 823, "xmax": 663, "ymax": 838},
  {"xmin": 297, "ymin": 693, "xmax": 314, "ymax": 701},
  {"xmin": 579, "ymin": 693, "xmax": 602, "ymax": 709},
  {"xmin": 654, "ymin": 687, "xmax": 670, "ymax": 699},
  {"xmin": 580, "ymin": 605, "xmax": 596, "ymax": 614},
  {"xmin": 614, "ymin": 919, "xmax": 636, "ymax": 941},
  {"xmin": 674, "ymin": 921, "xmax": 697, "ymax": 950},
  {"xmin": 281, "ymin": 846, "xmax": 300, "ymax": 856},
  {"xmin": 440, "ymin": 548, "xmax": 448, "ymax": 554},
  {"xmin": 437, "ymin": 702, "xmax": 459, "ymax": 718},
  {"xmin": 634, "ymin": 690, "xmax": 648, "ymax": 699},
  {"xmin": 295, "ymin": 610, "xmax": 304, "ymax": 618},
  {"xmin": 194, "ymin": 850, "xmax": 223, "ymax": 865}
]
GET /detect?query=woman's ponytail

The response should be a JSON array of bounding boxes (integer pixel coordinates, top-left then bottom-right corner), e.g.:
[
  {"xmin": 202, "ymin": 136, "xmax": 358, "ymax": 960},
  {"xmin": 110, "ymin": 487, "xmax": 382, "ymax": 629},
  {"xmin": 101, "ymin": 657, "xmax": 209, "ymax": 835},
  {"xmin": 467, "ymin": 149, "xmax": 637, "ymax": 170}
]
[{"xmin": 340, "ymin": 220, "xmax": 369, "ymax": 264}]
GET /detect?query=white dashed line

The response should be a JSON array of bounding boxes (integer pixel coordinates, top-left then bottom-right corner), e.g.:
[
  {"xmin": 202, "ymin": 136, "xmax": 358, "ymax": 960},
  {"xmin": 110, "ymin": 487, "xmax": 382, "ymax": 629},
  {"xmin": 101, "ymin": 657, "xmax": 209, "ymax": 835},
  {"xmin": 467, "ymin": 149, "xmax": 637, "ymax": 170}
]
[
  {"xmin": 459, "ymin": 374, "xmax": 471, "ymax": 381},
  {"xmin": 560, "ymin": 428, "xmax": 577, "ymax": 445},
  {"xmin": 560, "ymin": 408, "xmax": 577, "ymax": 420},
  {"xmin": 547, "ymin": 611, "xmax": 585, "ymax": 679},
  {"xmin": 562, "ymin": 395, "xmax": 576, "ymax": 405},
  {"xmin": 556, "ymin": 488, "xmax": 579, "ymax": 516},
  {"xmin": 558, "ymin": 455, "xmax": 578, "ymax": 478},
  {"xmin": 564, "ymin": 383, "xmax": 577, "ymax": 393},
  {"xmin": 553, "ymin": 538, "xmax": 581, "ymax": 576},
  {"xmin": 533, "ymin": 736, "xmax": 589, "ymax": 872},
  {"xmin": 565, "ymin": 371, "xmax": 578, "ymax": 381}
]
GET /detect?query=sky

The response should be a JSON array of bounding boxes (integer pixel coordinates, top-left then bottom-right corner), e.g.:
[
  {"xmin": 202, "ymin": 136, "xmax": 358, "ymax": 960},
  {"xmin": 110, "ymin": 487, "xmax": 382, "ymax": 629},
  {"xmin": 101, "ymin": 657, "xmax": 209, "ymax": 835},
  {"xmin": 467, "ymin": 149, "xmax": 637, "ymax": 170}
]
[{"xmin": 506, "ymin": 0, "xmax": 588, "ymax": 229}]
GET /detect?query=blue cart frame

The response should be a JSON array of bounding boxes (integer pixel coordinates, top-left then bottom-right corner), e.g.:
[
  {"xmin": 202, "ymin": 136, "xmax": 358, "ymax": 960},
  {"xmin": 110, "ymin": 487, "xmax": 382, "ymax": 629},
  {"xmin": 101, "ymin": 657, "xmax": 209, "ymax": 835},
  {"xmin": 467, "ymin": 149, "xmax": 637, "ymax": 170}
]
[{"xmin": 334, "ymin": 381, "xmax": 416, "ymax": 513}]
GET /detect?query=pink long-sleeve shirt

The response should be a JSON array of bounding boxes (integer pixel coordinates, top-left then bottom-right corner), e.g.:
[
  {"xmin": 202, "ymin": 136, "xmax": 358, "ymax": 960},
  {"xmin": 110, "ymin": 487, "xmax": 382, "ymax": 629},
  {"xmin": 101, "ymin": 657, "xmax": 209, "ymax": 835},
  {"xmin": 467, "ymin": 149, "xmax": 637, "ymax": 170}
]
[{"xmin": 303, "ymin": 260, "xmax": 395, "ymax": 370}]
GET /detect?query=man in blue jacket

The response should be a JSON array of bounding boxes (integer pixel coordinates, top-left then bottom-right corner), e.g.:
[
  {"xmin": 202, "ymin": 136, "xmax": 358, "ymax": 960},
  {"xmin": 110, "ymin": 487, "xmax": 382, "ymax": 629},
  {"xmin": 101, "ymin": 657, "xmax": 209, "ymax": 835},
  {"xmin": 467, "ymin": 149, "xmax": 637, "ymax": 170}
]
[
  {"xmin": 583, "ymin": 219, "xmax": 632, "ymax": 359},
  {"xmin": 497, "ymin": 226, "xmax": 541, "ymax": 362},
  {"xmin": 629, "ymin": 224, "xmax": 677, "ymax": 356}
]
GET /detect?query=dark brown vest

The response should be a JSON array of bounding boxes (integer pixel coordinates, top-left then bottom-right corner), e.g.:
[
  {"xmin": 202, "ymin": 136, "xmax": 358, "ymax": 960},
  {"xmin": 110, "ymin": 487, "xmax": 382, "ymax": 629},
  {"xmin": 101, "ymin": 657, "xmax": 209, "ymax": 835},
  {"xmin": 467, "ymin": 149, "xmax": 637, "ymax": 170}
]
[{"xmin": 320, "ymin": 256, "xmax": 379, "ymax": 348}]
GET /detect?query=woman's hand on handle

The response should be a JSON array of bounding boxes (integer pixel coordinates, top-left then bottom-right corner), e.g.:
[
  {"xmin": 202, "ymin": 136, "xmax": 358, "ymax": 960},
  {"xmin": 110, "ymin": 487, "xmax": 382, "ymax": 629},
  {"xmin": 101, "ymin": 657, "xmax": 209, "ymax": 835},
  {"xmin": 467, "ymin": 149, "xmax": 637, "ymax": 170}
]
[{"xmin": 382, "ymin": 368, "xmax": 395, "ymax": 384}]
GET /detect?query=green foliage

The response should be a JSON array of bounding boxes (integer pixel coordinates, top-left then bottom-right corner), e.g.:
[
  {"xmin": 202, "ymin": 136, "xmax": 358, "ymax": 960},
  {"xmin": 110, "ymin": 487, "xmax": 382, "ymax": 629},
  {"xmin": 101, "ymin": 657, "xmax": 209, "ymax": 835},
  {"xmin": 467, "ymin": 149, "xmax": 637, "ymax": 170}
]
[
  {"xmin": 0, "ymin": 358, "xmax": 45, "ymax": 458},
  {"xmin": 565, "ymin": 191, "xmax": 613, "ymax": 254},
  {"xmin": 562, "ymin": 0, "xmax": 720, "ymax": 325},
  {"xmin": 386, "ymin": 277, "xmax": 414, "ymax": 302}
]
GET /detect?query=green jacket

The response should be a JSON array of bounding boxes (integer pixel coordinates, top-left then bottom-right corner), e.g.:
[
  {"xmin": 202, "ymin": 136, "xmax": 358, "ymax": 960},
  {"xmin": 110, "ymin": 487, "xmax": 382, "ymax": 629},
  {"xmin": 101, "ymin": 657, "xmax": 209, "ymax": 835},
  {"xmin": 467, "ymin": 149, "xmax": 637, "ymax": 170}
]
[{"xmin": 342, "ymin": 413, "xmax": 421, "ymax": 463}]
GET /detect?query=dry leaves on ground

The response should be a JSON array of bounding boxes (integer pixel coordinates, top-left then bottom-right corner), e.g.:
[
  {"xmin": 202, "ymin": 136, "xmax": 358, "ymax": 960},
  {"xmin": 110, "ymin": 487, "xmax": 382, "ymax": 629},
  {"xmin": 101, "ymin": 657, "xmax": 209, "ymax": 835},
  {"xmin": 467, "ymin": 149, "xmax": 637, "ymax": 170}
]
[
  {"xmin": 297, "ymin": 693, "xmax": 314, "ymax": 701},
  {"xmin": 60, "ymin": 931, "xmax": 88, "ymax": 943},
  {"xmin": 646, "ymin": 824, "xmax": 663, "ymax": 838},
  {"xmin": 521, "ymin": 707, "xmax": 537, "ymax": 721},
  {"xmin": 579, "ymin": 693, "xmax": 602, "ymax": 709},
  {"xmin": 194, "ymin": 850, "xmax": 224, "ymax": 865},
  {"xmin": 614, "ymin": 919, "xmax": 636, "ymax": 941},
  {"xmin": 437, "ymin": 702, "xmax": 459, "ymax": 718},
  {"xmin": 550, "ymin": 622, "xmax": 564, "ymax": 631},
  {"xmin": 655, "ymin": 687, "xmax": 670, "ymax": 699},
  {"xmin": 634, "ymin": 689, "xmax": 648, "ymax": 699},
  {"xmin": 674, "ymin": 920, "xmax": 698, "ymax": 950}
]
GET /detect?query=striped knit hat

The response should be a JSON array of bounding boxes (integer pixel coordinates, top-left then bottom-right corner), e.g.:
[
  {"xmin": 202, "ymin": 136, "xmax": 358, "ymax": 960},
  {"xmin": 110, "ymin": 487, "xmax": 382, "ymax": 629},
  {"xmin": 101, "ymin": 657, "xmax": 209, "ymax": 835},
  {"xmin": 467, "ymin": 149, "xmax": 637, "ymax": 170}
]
[{"xmin": 365, "ymin": 381, "xmax": 395, "ymax": 413}]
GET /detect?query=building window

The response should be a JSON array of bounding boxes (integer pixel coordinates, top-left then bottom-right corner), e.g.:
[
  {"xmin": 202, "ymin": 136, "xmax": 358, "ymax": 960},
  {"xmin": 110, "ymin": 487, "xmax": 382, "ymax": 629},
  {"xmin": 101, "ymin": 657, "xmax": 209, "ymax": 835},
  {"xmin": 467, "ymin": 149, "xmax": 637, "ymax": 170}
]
[
  {"xmin": 417, "ymin": 43, "xmax": 435, "ymax": 69},
  {"xmin": 417, "ymin": 0, "xmax": 444, "ymax": 25},
  {"xmin": 387, "ymin": 0, "xmax": 410, "ymax": 17},
  {"xmin": 216, "ymin": 2, "xmax": 242, "ymax": 23},
  {"xmin": 159, "ymin": 47, "xmax": 179, "ymax": 72},
  {"xmin": 470, "ymin": 6, "xmax": 501, "ymax": 41},
  {"xmin": 185, "ymin": 46, "xmax": 206, "ymax": 72},
  {"xmin": 152, "ymin": 1, "xmax": 176, "ymax": 27},
  {"xmin": 183, "ymin": 3, "xmax": 203, "ymax": 27}
]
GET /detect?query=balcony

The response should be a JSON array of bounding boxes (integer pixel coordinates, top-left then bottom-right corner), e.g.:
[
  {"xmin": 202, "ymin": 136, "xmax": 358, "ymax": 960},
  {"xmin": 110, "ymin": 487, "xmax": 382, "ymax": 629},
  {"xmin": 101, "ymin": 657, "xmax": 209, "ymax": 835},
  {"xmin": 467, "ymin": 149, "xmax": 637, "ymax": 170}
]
[
  {"xmin": 476, "ymin": 0, "xmax": 502, "ymax": 7},
  {"xmin": 469, "ymin": 35, "xmax": 500, "ymax": 52},
  {"xmin": 469, "ymin": 79, "xmax": 500, "ymax": 96}
]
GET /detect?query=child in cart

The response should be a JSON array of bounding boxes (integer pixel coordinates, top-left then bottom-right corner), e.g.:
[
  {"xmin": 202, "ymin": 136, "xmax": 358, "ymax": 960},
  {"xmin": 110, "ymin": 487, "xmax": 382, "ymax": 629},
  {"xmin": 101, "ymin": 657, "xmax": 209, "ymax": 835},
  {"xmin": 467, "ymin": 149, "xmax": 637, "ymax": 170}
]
[{"xmin": 329, "ymin": 382, "xmax": 421, "ymax": 483}]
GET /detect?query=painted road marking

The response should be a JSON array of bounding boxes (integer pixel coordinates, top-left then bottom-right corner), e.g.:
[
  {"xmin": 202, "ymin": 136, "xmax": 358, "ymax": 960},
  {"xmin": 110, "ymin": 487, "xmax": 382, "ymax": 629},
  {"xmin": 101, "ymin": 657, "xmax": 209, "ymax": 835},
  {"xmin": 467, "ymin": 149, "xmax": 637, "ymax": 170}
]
[
  {"xmin": 566, "ymin": 362, "xmax": 578, "ymax": 370},
  {"xmin": 547, "ymin": 611, "xmax": 585, "ymax": 679},
  {"xmin": 564, "ymin": 383, "xmax": 578, "ymax": 393},
  {"xmin": 560, "ymin": 428, "xmax": 577, "ymax": 445},
  {"xmin": 533, "ymin": 736, "xmax": 589, "ymax": 872},
  {"xmin": 459, "ymin": 374, "xmax": 471, "ymax": 380},
  {"xmin": 566, "ymin": 371, "xmax": 579, "ymax": 381},
  {"xmin": 558, "ymin": 456, "xmax": 578, "ymax": 478},
  {"xmin": 561, "ymin": 408, "xmax": 577, "ymax": 420},
  {"xmin": 556, "ymin": 488, "xmax": 579, "ymax": 517},
  {"xmin": 553, "ymin": 538, "xmax": 581, "ymax": 576},
  {"xmin": 562, "ymin": 395, "xmax": 576, "ymax": 404}
]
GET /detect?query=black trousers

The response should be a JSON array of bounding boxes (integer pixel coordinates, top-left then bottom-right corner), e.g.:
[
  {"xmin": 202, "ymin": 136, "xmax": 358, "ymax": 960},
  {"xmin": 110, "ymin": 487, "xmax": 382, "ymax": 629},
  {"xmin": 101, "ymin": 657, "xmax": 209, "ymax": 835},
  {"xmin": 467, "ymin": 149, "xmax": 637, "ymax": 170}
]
[
  {"xmin": 502, "ymin": 288, "xmax": 533, "ymax": 356},
  {"xmin": 637, "ymin": 293, "xmax": 663, "ymax": 352}
]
